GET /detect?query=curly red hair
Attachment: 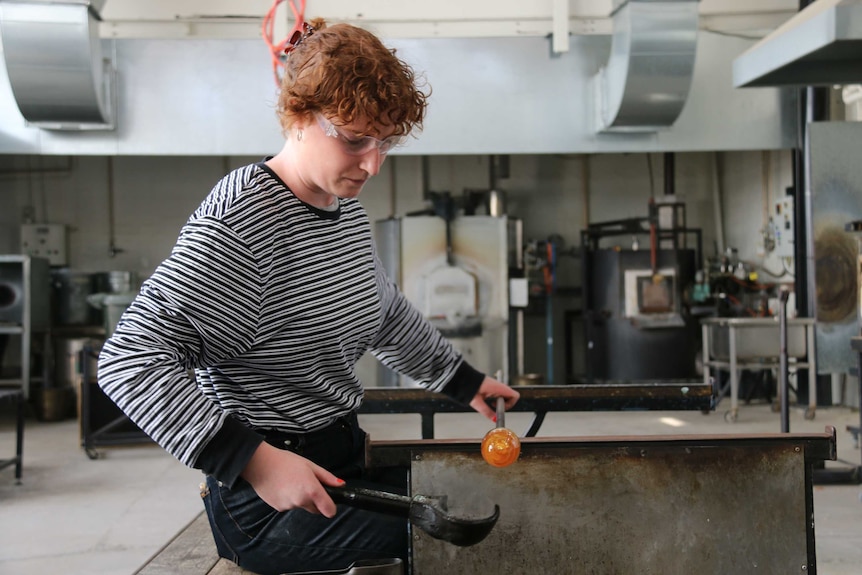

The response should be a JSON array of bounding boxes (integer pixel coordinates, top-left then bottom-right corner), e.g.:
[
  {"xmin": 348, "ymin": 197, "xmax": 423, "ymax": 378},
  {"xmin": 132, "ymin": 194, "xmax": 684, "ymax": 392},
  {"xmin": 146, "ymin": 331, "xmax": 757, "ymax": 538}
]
[{"xmin": 277, "ymin": 18, "xmax": 429, "ymax": 137}]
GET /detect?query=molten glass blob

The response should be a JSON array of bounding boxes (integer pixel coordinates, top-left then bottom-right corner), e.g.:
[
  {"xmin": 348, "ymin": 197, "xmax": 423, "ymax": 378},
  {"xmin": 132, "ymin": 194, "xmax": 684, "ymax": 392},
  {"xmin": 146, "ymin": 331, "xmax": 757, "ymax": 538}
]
[{"xmin": 481, "ymin": 427, "xmax": 521, "ymax": 468}]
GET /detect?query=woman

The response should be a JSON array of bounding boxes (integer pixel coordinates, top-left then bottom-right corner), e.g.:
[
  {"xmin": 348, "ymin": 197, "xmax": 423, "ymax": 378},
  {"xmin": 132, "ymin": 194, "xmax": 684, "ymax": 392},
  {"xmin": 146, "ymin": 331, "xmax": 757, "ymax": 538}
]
[{"xmin": 98, "ymin": 18, "xmax": 519, "ymax": 574}]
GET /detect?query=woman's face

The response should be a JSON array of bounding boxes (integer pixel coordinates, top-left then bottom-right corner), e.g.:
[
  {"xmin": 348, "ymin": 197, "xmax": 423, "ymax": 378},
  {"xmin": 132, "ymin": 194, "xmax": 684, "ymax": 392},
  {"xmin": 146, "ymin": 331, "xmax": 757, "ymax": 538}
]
[{"xmin": 290, "ymin": 113, "xmax": 397, "ymax": 208}]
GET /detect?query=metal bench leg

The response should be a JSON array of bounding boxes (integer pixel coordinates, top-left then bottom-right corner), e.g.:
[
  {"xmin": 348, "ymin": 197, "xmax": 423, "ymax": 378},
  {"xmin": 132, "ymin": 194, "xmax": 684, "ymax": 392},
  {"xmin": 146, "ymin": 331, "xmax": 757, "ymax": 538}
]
[{"xmin": 15, "ymin": 391, "xmax": 24, "ymax": 483}]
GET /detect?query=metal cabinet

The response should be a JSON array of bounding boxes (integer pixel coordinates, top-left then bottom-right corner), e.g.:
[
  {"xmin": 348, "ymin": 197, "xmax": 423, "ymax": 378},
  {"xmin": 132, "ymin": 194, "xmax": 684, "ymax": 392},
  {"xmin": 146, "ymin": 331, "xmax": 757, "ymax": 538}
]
[{"xmin": 0, "ymin": 255, "xmax": 50, "ymax": 483}]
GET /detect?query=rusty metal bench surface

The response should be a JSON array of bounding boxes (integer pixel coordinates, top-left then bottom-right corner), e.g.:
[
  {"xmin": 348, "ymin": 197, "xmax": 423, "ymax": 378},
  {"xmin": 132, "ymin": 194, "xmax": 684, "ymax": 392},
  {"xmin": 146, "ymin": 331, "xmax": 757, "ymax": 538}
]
[{"xmin": 396, "ymin": 429, "xmax": 836, "ymax": 575}]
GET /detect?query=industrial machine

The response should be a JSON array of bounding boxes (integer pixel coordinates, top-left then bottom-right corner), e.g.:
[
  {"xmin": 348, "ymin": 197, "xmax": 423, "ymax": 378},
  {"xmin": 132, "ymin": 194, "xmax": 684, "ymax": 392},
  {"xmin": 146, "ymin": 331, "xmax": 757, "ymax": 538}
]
[
  {"xmin": 375, "ymin": 192, "xmax": 522, "ymax": 386},
  {"xmin": 580, "ymin": 197, "xmax": 703, "ymax": 382}
]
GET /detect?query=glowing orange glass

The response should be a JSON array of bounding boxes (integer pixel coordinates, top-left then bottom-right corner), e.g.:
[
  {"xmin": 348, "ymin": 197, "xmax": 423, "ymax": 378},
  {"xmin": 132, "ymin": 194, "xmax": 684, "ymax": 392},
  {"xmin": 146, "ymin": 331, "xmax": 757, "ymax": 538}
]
[{"xmin": 481, "ymin": 427, "xmax": 521, "ymax": 468}]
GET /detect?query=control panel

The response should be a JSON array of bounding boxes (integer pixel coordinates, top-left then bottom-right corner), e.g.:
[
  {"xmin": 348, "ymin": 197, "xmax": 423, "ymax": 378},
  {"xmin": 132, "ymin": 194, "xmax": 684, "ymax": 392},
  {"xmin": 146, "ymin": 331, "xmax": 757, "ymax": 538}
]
[
  {"xmin": 20, "ymin": 223, "xmax": 67, "ymax": 266},
  {"xmin": 770, "ymin": 197, "xmax": 795, "ymax": 258}
]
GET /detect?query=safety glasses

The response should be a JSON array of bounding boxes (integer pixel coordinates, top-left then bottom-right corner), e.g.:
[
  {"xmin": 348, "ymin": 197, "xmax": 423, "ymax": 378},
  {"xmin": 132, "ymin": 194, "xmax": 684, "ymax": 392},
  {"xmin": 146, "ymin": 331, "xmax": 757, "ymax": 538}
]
[{"xmin": 315, "ymin": 113, "xmax": 403, "ymax": 156}]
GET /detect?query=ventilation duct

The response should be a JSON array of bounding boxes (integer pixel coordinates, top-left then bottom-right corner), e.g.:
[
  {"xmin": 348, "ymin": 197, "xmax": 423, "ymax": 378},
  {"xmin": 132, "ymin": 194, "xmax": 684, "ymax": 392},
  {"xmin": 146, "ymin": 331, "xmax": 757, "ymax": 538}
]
[
  {"xmin": 0, "ymin": 0, "xmax": 114, "ymax": 130},
  {"xmin": 594, "ymin": 0, "xmax": 700, "ymax": 133}
]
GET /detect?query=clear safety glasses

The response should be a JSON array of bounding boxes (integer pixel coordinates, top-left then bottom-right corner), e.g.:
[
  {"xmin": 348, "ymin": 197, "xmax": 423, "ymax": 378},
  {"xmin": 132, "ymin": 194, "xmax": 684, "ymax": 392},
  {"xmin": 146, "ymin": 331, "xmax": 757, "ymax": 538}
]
[{"xmin": 315, "ymin": 113, "xmax": 403, "ymax": 156}]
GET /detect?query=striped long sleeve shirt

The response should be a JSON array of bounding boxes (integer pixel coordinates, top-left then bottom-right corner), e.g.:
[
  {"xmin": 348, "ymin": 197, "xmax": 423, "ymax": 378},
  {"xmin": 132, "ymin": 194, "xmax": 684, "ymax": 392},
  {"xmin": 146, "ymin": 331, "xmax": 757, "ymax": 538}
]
[{"xmin": 97, "ymin": 162, "xmax": 484, "ymax": 486}]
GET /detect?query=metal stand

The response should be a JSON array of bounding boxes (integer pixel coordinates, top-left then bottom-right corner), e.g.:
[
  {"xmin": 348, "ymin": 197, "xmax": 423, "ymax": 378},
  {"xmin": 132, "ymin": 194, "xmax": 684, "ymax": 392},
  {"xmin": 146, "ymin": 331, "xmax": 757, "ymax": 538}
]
[{"xmin": 0, "ymin": 388, "xmax": 24, "ymax": 483}]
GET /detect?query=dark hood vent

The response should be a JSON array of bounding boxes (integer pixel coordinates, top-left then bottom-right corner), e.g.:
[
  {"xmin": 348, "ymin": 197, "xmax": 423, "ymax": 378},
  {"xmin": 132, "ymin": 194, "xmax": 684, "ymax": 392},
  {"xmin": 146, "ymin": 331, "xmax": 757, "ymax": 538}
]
[{"xmin": 733, "ymin": 0, "xmax": 862, "ymax": 88}]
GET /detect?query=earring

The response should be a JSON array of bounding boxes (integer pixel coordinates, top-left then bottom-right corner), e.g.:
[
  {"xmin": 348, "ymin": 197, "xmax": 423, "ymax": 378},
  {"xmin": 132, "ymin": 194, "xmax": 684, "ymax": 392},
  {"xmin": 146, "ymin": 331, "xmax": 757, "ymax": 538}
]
[{"xmin": 296, "ymin": 129, "xmax": 303, "ymax": 142}]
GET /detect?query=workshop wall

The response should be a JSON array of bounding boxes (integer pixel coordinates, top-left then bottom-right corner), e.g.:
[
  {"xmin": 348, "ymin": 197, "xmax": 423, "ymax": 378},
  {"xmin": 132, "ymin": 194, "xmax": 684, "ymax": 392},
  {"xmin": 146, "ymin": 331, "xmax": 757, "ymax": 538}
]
[{"xmin": 0, "ymin": 150, "xmax": 790, "ymax": 386}]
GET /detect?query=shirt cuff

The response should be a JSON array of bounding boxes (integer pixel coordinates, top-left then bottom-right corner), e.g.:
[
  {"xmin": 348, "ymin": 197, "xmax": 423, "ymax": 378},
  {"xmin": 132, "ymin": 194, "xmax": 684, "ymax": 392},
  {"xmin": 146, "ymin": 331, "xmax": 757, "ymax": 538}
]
[
  {"xmin": 195, "ymin": 416, "xmax": 264, "ymax": 488},
  {"xmin": 440, "ymin": 360, "xmax": 485, "ymax": 405}
]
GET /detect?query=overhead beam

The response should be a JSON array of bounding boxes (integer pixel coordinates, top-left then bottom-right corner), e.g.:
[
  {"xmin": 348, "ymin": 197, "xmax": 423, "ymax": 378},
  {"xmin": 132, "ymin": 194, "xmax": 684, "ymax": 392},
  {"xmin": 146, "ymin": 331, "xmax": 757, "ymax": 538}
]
[{"xmin": 96, "ymin": 0, "xmax": 798, "ymax": 39}]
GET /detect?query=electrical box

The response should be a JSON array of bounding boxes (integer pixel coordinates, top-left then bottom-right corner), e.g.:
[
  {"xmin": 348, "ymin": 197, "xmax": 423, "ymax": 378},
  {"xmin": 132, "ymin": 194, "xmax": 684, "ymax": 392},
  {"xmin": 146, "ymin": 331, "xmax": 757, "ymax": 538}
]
[
  {"xmin": 771, "ymin": 197, "xmax": 795, "ymax": 258},
  {"xmin": 20, "ymin": 224, "xmax": 67, "ymax": 266}
]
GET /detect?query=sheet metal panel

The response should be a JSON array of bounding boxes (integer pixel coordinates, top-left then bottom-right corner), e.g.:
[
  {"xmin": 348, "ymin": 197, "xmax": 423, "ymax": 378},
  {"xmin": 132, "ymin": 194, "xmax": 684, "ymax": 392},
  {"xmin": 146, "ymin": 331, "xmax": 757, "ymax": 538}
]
[{"xmin": 410, "ymin": 439, "xmax": 817, "ymax": 574}]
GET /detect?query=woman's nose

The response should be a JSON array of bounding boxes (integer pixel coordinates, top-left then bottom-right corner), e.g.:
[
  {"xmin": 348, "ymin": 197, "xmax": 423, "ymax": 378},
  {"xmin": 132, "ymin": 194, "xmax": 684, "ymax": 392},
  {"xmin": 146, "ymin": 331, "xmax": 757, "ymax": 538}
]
[{"xmin": 359, "ymin": 147, "xmax": 384, "ymax": 176}]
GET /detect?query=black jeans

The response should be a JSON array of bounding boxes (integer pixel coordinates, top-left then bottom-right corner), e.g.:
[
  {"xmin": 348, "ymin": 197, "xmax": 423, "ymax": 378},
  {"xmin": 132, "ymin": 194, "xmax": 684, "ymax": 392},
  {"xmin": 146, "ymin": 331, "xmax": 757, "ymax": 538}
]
[{"xmin": 201, "ymin": 413, "xmax": 409, "ymax": 575}]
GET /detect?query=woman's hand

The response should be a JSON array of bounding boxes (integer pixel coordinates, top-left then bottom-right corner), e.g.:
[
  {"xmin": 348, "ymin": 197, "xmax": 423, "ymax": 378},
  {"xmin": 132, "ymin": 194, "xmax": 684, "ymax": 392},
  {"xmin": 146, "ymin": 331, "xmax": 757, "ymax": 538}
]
[
  {"xmin": 469, "ymin": 376, "xmax": 520, "ymax": 422},
  {"xmin": 240, "ymin": 442, "xmax": 345, "ymax": 517}
]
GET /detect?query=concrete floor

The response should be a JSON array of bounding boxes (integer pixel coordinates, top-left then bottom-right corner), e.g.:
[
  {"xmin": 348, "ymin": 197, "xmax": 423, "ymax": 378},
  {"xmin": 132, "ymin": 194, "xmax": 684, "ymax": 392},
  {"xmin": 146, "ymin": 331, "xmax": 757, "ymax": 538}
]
[{"xmin": 1, "ymin": 398, "xmax": 861, "ymax": 575}]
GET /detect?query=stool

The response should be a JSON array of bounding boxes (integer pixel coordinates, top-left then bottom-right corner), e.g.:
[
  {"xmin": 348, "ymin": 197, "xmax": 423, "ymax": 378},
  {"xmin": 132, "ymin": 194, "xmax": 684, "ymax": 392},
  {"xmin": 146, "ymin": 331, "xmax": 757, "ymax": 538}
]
[{"xmin": 0, "ymin": 388, "xmax": 25, "ymax": 484}]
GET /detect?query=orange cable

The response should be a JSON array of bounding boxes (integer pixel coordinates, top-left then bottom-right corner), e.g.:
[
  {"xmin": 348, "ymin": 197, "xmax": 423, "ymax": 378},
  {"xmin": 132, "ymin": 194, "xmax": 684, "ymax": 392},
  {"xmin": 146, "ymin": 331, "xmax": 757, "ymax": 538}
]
[{"xmin": 262, "ymin": 0, "xmax": 306, "ymax": 86}]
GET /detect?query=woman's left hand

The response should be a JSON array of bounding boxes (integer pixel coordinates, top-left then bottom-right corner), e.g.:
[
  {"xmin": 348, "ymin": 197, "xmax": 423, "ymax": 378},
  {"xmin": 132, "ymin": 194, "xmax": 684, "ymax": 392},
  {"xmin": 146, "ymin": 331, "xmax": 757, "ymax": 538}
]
[{"xmin": 469, "ymin": 376, "xmax": 520, "ymax": 422}]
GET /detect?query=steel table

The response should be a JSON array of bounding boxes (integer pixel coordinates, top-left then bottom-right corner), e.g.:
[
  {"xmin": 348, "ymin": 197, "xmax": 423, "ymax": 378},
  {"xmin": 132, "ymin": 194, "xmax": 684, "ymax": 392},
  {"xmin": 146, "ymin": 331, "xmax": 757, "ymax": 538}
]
[{"xmin": 701, "ymin": 317, "xmax": 817, "ymax": 422}]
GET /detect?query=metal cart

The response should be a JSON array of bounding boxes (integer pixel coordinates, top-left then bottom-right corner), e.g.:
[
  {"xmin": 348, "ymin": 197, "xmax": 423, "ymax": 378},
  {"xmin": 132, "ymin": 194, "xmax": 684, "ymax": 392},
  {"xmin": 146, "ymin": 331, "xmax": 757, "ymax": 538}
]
[{"xmin": 79, "ymin": 342, "xmax": 150, "ymax": 459}]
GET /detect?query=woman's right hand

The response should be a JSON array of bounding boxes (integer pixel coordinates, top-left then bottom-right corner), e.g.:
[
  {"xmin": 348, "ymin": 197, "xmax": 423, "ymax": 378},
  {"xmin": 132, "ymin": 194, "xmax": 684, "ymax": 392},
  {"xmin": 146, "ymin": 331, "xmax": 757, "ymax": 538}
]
[{"xmin": 240, "ymin": 441, "xmax": 345, "ymax": 517}]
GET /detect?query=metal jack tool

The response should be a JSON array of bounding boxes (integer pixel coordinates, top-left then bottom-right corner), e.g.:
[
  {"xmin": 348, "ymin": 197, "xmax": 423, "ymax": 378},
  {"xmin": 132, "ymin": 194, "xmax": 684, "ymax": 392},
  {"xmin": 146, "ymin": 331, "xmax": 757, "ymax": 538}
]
[{"xmin": 325, "ymin": 484, "xmax": 500, "ymax": 547}]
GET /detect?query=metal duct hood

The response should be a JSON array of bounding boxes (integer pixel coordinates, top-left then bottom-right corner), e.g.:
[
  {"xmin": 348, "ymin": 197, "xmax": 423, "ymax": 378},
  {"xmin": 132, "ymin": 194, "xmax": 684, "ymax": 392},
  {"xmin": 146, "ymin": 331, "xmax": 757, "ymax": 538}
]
[
  {"xmin": 733, "ymin": 0, "xmax": 862, "ymax": 88},
  {"xmin": 0, "ymin": 0, "xmax": 114, "ymax": 129},
  {"xmin": 594, "ymin": 0, "xmax": 699, "ymax": 133}
]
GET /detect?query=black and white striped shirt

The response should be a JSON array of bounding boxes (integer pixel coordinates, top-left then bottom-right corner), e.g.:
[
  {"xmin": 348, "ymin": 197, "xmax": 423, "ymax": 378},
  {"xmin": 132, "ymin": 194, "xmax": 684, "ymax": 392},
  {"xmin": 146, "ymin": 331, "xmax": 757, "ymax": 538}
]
[{"xmin": 98, "ymin": 162, "xmax": 483, "ymax": 485}]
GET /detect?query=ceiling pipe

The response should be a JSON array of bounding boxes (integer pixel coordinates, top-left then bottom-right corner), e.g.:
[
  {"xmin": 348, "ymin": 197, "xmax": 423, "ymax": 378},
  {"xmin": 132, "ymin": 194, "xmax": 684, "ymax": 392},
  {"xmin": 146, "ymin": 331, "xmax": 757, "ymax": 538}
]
[{"xmin": 664, "ymin": 152, "xmax": 675, "ymax": 197}]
